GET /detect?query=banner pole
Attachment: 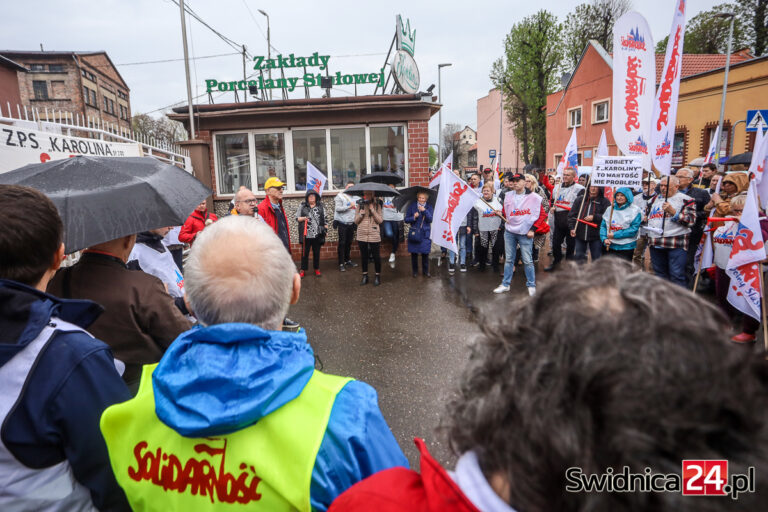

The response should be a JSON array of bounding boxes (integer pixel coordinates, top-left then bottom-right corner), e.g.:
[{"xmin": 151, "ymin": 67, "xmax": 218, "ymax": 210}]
[
  {"xmin": 760, "ymin": 262, "xmax": 767, "ymax": 353},
  {"xmin": 605, "ymin": 187, "xmax": 616, "ymax": 252}
]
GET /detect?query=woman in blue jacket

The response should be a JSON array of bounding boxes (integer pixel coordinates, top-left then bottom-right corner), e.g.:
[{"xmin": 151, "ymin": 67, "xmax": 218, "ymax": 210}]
[
  {"xmin": 405, "ymin": 191, "xmax": 433, "ymax": 277},
  {"xmin": 600, "ymin": 187, "xmax": 642, "ymax": 261}
]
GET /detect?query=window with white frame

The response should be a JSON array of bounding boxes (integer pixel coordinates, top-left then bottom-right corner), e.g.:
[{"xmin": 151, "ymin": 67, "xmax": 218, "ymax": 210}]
[
  {"xmin": 593, "ymin": 100, "xmax": 609, "ymax": 124},
  {"xmin": 554, "ymin": 154, "xmax": 563, "ymax": 168},
  {"xmin": 213, "ymin": 124, "xmax": 407, "ymax": 195},
  {"xmin": 293, "ymin": 129, "xmax": 328, "ymax": 191},
  {"xmin": 568, "ymin": 107, "xmax": 582, "ymax": 128},
  {"xmin": 215, "ymin": 133, "xmax": 251, "ymax": 195}
]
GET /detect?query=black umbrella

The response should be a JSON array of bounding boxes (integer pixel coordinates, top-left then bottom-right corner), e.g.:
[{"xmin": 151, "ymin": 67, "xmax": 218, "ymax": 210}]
[
  {"xmin": 345, "ymin": 181, "xmax": 400, "ymax": 197},
  {"xmin": 360, "ymin": 171, "xmax": 404, "ymax": 185},
  {"xmin": 393, "ymin": 185, "xmax": 437, "ymax": 212},
  {"xmin": 724, "ymin": 152, "xmax": 752, "ymax": 166},
  {"xmin": 0, "ymin": 156, "xmax": 211, "ymax": 253}
]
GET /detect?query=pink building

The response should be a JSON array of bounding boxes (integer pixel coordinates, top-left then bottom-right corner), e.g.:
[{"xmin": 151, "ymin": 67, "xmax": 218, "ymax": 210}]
[{"xmin": 476, "ymin": 88, "xmax": 524, "ymax": 173}]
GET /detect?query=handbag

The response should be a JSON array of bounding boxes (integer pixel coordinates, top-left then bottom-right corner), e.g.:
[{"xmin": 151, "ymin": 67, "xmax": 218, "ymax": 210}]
[{"xmin": 408, "ymin": 215, "xmax": 425, "ymax": 244}]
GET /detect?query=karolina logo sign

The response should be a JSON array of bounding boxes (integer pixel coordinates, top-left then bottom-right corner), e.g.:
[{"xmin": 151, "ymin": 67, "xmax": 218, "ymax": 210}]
[
  {"xmin": 621, "ymin": 27, "xmax": 646, "ymax": 51},
  {"xmin": 656, "ymin": 134, "xmax": 671, "ymax": 157},
  {"xmin": 629, "ymin": 136, "xmax": 648, "ymax": 154}
]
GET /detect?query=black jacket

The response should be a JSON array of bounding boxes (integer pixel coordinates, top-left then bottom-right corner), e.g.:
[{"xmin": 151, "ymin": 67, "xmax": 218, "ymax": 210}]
[
  {"xmin": 679, "ymin": 185, "xmax": 711, "ymax": 231},
  {"xmin": 297, "ymin": 191, "xmax": 327, "ymax": 242},
  {"xmin": 568, "ymin": 190, "xmax": 611, "ymax": 241}
]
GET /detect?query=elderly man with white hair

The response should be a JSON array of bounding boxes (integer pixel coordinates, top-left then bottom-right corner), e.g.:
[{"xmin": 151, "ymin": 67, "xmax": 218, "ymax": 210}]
[{"xmin": 100, "ymin": 216, "xmax": 407, "ymax": 512}]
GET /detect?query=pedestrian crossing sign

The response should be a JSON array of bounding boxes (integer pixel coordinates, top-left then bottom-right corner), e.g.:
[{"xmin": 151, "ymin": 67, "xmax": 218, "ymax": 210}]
[{"xmin": 746, "ymin": 109, "xmax": 768, "ymax": 132}]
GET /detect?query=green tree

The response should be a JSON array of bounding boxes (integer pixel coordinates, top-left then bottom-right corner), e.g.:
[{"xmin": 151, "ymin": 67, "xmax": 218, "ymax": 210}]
[
  {"xmin": 655, "ymin": 2, "xmax": 752, "ymax": 54},
  {"xmin": 736, "ymin": 0, "xmax": 768, "ymax": 55},
  {"xmin": 562, "ymin": 0, "xmax": 632, "ymax": 70},
  {"xmin": 428, "ymin": 145, "xmax": 437, "ymax": 168},
  {"xmin": 491, "ymin": 11, "xmax": 563, "ymax": 167}
]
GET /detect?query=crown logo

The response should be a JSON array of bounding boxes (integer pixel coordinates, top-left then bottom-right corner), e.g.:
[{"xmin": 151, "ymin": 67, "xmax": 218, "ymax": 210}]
[{"xmin": 396, "ymin": 15, "xmax": 416, "ymax": 56}]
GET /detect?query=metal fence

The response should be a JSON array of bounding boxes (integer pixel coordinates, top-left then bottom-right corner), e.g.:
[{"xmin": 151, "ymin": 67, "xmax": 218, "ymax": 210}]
[{"xmin": 0, "ymin": 102, "xmax": 192, "ymax": 172}]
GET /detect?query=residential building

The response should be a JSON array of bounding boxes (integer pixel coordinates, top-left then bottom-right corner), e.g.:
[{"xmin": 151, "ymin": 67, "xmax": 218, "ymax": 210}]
[
  {"xmin": 476, "ymin": 88, "xmax": 524, "ymax": 172},
  {"xmin": 545, "ymin": 40, "xmax": 757, "ymax": 170},
  {"xmin": 453, "ymin": 125, "xmax": 476, "ymax": 170},
  {"xmin": 0, "ymin": 50, "xmax": 131, "ymax": 131},
  {"xmin": 0, "ymin": 55, "xmax": 26, "ymax": 109}
]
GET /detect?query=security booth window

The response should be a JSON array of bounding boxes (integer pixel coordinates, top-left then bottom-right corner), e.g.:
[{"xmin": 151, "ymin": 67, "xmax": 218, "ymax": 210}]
[
  {"xmin": 293, "ymin": 129, "xmax": 328, "ymax": 191},
  {"xmin": 254, "ymin": 132, "xmax": 287, "ymax": 191},
  {"xmin": 215, "ymin": 133, "xmax": 251, "ymax": 195},
  {"xmin": 330, "ymin": 127, "xmax": 365, "ymax": 188},
  {"xmin": 370, "ymin": 126, "xmax": 405, "ymax": 173}
]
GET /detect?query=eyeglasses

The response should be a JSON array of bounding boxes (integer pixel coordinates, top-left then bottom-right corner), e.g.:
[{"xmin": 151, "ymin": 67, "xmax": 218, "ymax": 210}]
[{"xmin": 732, "ymin": 208, "xmax": 744, "ymax": 213}]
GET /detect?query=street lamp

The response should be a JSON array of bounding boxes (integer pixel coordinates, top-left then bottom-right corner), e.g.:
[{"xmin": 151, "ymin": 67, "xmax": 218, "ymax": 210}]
[
  {"xmin": 714, "ymin": 12, "xmax": 735, "ymax": 166},
  {"xmin": 437, "ymin": 63, "xmax": 452, "ymax": 162},
  {"xmin": 258, "ymin": 9, "xmax": 271, "ymax": 101}
]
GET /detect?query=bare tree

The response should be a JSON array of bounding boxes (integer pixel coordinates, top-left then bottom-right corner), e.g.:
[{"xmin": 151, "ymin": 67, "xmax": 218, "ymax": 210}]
[
  {"xmin": 132, "ymin": 113, "xmax": 188, "ymax": 147},
  {"xmin": 441, "ymin": 123, "xmax": 462, "ymax": 162}
]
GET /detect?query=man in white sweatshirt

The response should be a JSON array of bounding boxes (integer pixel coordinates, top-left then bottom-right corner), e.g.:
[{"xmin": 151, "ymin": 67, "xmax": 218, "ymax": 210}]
[{"xmin": 494, "ymin": 173, "xmax": 544, "ymax": 296}]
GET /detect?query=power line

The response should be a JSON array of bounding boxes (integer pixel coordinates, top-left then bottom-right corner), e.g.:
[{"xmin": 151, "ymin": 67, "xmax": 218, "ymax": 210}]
[
  {"xmin": 116, "ymin": 52, "xmax": 239, "ymax": 66},
  {"xmin": 239, "ymin": 0, "xmax": 280, "ymax": 54},
  {"xmin": 168, "ymin": 0, "xmax": 250, "ymax": 58}
]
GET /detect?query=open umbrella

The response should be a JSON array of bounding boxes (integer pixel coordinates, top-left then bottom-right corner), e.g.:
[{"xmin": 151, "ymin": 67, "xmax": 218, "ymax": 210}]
[
  {"xmin": 393, "ymin": 185, "xmax": 437, "ymax": 212},
  {"xmin": 360, "ymin": 171, "xmax": 404, "ymax": 185},
  {"xmin": 0, "ymin": 156, "xmax": 211, "ymax": 253},
  {"xmin": 724, "ymin": 152, "xmax": 752, "ymax": 166},
  {"xmin": 345, "ymin": 181, "xmax": 400, "ymax": 197}
]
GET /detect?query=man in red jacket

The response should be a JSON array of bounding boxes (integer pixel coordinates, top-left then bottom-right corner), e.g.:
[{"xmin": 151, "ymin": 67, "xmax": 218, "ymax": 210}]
[
  {"xmin": 179, "ymin": 199, "xmax": 217, "ymax": 244},
  {"xmin": 257, "ymin": 177, "xmax": 291, "ymax": 251},
  {"xmin": 329, "ymin": 258, "xmax": 768, "ymax": 512},
  {"xmin": 256, "ymin": 177, "xmax": 299, "ymax": 330}
]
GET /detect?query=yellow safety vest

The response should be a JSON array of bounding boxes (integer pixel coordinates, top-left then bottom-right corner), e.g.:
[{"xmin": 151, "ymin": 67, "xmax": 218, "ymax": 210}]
[{"xmin": 101, "ymin": 364, "xmax": 351, "ymax": 511}]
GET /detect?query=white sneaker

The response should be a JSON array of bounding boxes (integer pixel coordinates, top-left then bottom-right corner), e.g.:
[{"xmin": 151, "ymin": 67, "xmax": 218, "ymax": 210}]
[
  {"xmin": 389, "ymin": 253, "xmax": 396, "ymax": 263},
  {"xmin": 493, "ymin": 284, "xmax": 510, "ymax": 294},
  {"xmin": 527, "ymin": 287, "xmax": 536, "ymax": 296}
]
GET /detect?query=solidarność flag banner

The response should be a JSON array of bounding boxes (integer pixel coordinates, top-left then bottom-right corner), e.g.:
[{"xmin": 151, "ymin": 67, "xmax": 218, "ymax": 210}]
[
  {"xmin": 557, "ymin": 128, "xmax": 579, "ymax": 178},
  {"xmin": 704, "ymin": 125, "xmax": 721, "ymax": 165},
  {"xmin": 306, "ymin": 161, "xmax": 327, "ymax": 196},
  {"xmin": 430, "ymin": 164, "xmax": 479, "ymax": 253},
  {"xmin": 651, "ymin": 0, "xmax": 687, "ymax": 176},
  {"xmin": 612, "ymin": 11, "xmax": 655, "ymax": 172}
]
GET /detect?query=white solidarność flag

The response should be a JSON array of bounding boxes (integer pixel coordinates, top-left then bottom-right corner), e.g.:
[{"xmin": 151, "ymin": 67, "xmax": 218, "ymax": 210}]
[
  {"xmin": 306, "ymin": 161, "xmax": 327, "ymax": 196},
  {"xmin": 429, "ymin": 152, "xmax": 453, "ymax": 189},
  {"xmin": 752, "ymin": 126, "xmax": 768, "ymax": 210},
  {"xmin": 557, "ymin": 128, "xmax": 580, "ymax": 178},
  {"xmin": 651, "ymin": 0, "xmax": 686, "ymax": 176},
  {"xmin": 597, "ymin": 129, "xmax": 609, "ymax": 157},
  {"xmin": 612, "ymin": 11, "xmax": 655, "ymax": 172},
  {"xmin": 704, "ymin": 125, "xmax": 721, "ymax": 165},
  {"xmin": 430, "ymin": 166, "xmax": 480, "ymax": 253},
  {"xmin": 726, "ymin": 181, "xmax": 766, "ymax": 321}
]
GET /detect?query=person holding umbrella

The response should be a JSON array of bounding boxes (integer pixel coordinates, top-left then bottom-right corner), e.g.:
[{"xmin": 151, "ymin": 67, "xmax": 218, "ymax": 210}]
[
  {"xmin": 354, "ymin": 190, "xmax": 384, "ymax": 285},
  {"xmin": 405, "ymin": 191, "xmax": 434, "ymax": 278},
  {"xmin": 296, "ymin": 190, "xmax": 327, "ymax": 277}
]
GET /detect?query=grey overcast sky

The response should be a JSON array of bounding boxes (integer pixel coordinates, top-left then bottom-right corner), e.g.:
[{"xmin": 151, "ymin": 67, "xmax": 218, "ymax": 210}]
[{"xmin": 4, "ymin": 0, "xmax": 724, "ymax": 144}]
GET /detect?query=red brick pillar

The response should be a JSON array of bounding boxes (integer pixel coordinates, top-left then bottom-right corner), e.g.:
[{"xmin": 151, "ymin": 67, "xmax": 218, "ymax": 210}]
[{"xmin": 408, "ymin": 120, "xmax": 429, "ymax": 186}]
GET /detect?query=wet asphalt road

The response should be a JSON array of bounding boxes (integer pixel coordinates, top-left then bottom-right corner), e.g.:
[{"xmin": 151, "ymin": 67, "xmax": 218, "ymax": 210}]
[{"xmin": 289, "ymin": 252, "xmax": 554, "ymax": 469}]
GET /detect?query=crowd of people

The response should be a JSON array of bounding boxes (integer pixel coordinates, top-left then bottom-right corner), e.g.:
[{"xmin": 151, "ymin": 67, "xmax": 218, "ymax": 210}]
[{"xmin": 1, "ymin": 152, "xmax": 767, "ymax": 511}]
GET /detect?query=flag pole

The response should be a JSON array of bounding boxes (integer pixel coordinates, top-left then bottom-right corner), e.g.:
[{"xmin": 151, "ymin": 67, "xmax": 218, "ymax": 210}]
[
  {"xmin": 574, "ymin": 173, "xmax": 592, "ymax": 231},
  {"xmin": 605, "ymin": 187, "xmax": 616, "ymax": 252},
  {"xmin": 759, "ymin": 262, "xmax": 768, "ymax": 353}
]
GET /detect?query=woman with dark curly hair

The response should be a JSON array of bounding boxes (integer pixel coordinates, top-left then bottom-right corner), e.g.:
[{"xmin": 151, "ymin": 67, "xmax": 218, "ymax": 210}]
[{"xmin": 329, "ymin": 258, "xmax": 768, "ymax": 512}]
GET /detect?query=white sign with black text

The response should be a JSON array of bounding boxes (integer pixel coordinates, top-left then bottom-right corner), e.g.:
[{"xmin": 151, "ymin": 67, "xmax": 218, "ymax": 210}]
[{"xmin": 592, "ymin": 156, "xmax": 643, "ymax": 188}]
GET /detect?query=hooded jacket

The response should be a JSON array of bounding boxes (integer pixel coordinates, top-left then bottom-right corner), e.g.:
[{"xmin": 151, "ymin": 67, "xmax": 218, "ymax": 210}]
[
  {"xmin": 101, "ymin": 323, "xmax": 407, "ymax": 511},
  {"xmin": 599, "ymin": 187, "xmax": 643, "ymax": 250},
  {"xmin": 710, "ymin": 172, "xmax": 749, "ymax": 217},
  {"xmin": 297, "ymin": 191, "xmax": 327, "ymax": 242},
  {"xmin": 0, "ymin": 280, "xmax": 131, "ymax": 511},
  {"xmin": 568, "ymin": 188, "xmax": 611, "ymax": 241},
  {"xmin": 179, "ymin": 209, "xmax": 218, "ymax": 244}
]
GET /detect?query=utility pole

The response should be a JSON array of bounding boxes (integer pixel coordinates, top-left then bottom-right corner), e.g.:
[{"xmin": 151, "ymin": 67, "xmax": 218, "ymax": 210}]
[
  {"xmin": 179, "ymin": 0, "xmax": 195, "ymax": 139},
  {"xmin": 242, "ymin": 45, "xmax": 247, "ymax": 103},
  {"xmin": 437, "ymin": 63, "xmax": 452, "ymax": 162},
  {"xmin": 714, "ymin": 12, "xmax": 735, "ymax": 165},
  {"xmin": 258, "ymin": 9, "xmax": 272, "ymax": 101}
]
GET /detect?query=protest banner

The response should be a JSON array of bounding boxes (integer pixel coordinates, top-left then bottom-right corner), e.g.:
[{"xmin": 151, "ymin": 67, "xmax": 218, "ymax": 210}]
[
  {"xmin": 591, "ymin": 156, "xmax": 643, "ymax": 188},
  {"xmin": 0, "ymin": 124, "xmax": 143, "ymax": 174}
]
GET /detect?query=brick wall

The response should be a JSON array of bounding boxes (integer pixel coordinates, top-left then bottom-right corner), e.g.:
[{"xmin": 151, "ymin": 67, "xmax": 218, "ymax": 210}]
[{"xmin": 408, "ymin": 120, "xmax": 429, "ymax": 186}]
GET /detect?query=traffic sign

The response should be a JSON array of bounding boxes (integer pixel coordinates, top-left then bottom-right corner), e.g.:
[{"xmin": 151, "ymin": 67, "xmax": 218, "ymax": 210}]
[
  {"xmin": 746, "ymin": 110, "xmax": 768, "ymax": 132},
  {"xmin": 489, "ymin": 149, "xmax": 496, "ymax": 159}
]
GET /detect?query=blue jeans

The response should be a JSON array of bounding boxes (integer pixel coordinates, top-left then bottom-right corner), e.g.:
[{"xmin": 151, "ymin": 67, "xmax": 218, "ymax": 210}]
[
  {"xmin": 502, "ymin": 231, "xmax": 535, "ymax": 288},
  {"xmin": 649, "ymin": 246, "xmax": 687, "ymax": 287},
  {"xmin": 448, "ymin": 230, "xmax": 469, "ymax": 265},
  {"xmin": 382, "ymin": 220, "xmax": 400, "ymax": 253}
]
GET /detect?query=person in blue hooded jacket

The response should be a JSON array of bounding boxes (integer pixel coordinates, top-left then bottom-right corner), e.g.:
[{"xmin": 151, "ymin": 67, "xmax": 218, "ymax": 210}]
[
  {"xmin": 100, "ymin": 215, "xmax": 408, "ymax": 512},
  {"xmin": 600, "ymin": 187, "xmax": 643, "ymax": 262},
  {"xmin": 0, "ymin": 185, "xmax": 131, "ymax": 511},
  {"xmin": 404, "ymin": 191, "xmax": 434, "ymax": 277}
]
